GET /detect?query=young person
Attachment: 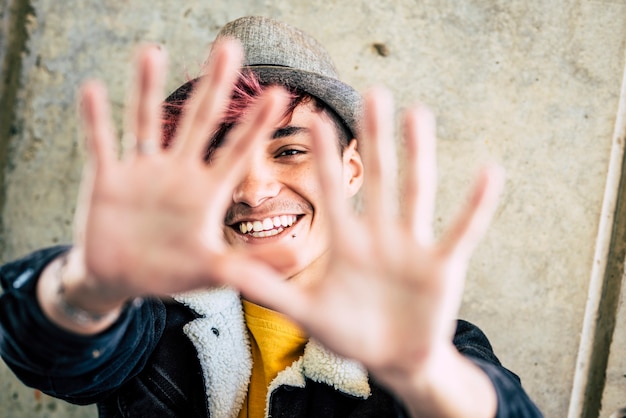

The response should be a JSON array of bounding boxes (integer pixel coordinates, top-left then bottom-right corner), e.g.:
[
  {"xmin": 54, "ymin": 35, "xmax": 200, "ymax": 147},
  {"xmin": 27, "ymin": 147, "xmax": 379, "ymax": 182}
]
[{"xmin": 0, "ymin": 16, "xmax": 543, "ymax": 417}]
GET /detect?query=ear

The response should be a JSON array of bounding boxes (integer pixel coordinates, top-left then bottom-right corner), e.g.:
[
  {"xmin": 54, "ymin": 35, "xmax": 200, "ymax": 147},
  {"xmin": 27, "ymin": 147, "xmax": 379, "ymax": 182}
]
[{"xmin": 342, "ymin": 139, "xmax": 364, "ymax": 198}]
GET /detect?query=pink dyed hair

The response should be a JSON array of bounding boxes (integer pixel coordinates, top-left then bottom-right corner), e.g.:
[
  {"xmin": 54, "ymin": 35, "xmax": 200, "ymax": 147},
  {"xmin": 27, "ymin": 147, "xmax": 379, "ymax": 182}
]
[{"xmin": 161, "ymin": 70, "xmax": 317, "ymax": 161}]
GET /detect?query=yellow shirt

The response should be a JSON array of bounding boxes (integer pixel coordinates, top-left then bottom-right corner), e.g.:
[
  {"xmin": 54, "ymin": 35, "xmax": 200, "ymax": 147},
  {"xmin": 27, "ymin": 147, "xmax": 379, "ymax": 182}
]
[{"xmin": 238, "ymin": 300, "xmax": 308, "ymax": 418}]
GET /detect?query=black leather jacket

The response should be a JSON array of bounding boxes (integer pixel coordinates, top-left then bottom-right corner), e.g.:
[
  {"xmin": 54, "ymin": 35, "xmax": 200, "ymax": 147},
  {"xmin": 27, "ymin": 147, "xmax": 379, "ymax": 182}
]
[{"xmin": 0, "ymin": 247, "xmax": 543, "ymax": 417}]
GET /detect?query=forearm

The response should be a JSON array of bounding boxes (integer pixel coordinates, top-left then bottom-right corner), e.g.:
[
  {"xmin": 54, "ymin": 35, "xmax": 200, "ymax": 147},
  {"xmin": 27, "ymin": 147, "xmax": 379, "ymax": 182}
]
[
  {"xmin": 0, "ymin": 246, "xmax": 165, "ymax": 403},
  {"xmin": 389, "ymin": 343, "xmax": 497, "ymax": 418}
]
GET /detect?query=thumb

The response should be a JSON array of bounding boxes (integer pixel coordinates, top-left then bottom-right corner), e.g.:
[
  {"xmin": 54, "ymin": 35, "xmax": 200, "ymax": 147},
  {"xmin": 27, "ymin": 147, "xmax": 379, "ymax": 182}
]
[{"xmin": 210, "ymin": 249, "xmax": 307, "ymax": 319}]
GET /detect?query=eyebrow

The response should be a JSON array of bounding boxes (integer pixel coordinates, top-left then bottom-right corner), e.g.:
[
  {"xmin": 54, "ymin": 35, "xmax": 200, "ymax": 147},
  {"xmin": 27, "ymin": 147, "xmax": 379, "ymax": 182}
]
[{"xmin": 272, "ymin": 125, "xmax": 307, "ymax": 139}]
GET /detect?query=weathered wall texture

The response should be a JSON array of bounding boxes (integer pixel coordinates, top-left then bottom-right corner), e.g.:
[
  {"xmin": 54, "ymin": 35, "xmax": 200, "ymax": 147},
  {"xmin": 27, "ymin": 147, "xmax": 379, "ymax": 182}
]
[{"xmin": 1, "ymin": 1, "xmax": 625, "ymax": 417}]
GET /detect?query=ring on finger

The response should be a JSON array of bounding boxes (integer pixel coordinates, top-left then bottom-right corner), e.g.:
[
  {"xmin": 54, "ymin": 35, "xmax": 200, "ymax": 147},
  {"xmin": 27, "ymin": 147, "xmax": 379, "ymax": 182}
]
[{"xmin": 136, "ymin": 139, "xmax": 159, "ymax": 156}]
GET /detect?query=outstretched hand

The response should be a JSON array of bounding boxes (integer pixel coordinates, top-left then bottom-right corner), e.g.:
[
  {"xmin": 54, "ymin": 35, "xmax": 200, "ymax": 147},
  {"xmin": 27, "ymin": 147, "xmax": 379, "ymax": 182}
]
[
  {"xmin": 232, "ymin": 88, "xmax": 504, "ymax": 417},
  {"xmin": 72, "ymin": 42, "xmax": 291, "ymax": 305}
]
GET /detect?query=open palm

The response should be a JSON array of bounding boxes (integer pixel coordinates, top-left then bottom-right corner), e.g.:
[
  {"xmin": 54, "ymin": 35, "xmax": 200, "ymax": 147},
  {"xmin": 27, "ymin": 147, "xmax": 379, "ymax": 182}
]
[
  {"xmin": 235, "ymin": 88, "xmax": 504, "ymax": 397},
  {"xmin": 75, "ymin": 42, "xmax": 290, "ymax": 301}
]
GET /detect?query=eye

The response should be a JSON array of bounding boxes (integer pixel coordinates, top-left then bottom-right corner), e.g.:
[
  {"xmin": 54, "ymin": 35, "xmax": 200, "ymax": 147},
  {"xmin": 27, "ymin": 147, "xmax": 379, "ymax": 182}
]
[
  {"xmin": 280, "ymin": 149, "xmax": 301, "ymax": 156},
  {"xmin": 276, "ymin": 148, "xmax": 306, "ymax": 158}
]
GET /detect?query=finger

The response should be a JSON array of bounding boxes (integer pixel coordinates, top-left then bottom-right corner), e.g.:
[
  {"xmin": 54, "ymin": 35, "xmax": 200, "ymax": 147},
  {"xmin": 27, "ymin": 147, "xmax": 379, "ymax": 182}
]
[
  {"xmin": 438, "ymin": 164, "xmax": 505, "ymax": 261},
  {"xmin": 207, "ymin": 87, "xmax": 290, "ymax": 208},
  {"xmin": 125, "ymin": 45, "xmax": 167, "ymax": 158},
  {"xmin": 401, "ymin": 106, "xmax": 437, "ymax": 246},
  {"xmin": 362, "ymin": 88, "xmax": 397, "ymax": 223},
  {"xmin": 171, "ymin": 39, "xmax": 243, "ymax": 161},
  {"xmin": 210, "ymin": 251, "xmax": 311, "ymax": 322},
  {"xmin": 75, "ymin": 82, "xmax": 117, "ymax": 244},
  {"xmin": 310, "ymin": 118, "xmax": 354, "ymax": 248},
  {"xmin": 80, "ymin": 81, "xmax": 117, "ymax": 175}
]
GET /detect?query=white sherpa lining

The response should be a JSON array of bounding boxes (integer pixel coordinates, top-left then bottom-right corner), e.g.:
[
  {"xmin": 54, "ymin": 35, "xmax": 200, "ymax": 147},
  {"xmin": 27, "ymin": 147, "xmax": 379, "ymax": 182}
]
[
  {"xmin": 301, "ymin": 339, "xmax": 371, "ymax": 398},
  {"xmin": 174, "ymin": 288, "xmax": 371, "ymax": 418},
  {"xmin": 174, "ymin": 288, "xmax": 251, "ymax": 418}
]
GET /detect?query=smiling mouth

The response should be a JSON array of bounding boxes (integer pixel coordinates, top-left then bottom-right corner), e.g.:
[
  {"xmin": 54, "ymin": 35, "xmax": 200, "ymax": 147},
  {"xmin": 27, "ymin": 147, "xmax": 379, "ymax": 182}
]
[{"xmin": 236, "ymin": 215, "xmax": 299, "ymax": 238}]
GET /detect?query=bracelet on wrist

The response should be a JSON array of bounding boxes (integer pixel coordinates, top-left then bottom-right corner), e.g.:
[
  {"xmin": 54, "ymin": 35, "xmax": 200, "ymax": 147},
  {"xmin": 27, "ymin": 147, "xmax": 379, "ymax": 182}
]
[{"xmin": 54, "ymin": 254, "xmax": 141, "ymax": 326}]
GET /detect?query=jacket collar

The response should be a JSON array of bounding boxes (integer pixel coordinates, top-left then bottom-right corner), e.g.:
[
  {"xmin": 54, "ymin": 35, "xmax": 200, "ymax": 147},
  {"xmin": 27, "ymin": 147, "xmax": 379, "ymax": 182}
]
[{"xmin": 174, "ymin": 287, "xmax": 370, "ymax": 418}]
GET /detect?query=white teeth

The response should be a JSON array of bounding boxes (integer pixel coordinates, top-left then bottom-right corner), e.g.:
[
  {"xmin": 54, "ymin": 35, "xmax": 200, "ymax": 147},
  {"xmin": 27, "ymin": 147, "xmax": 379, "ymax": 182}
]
[
  {"xmin": 237, "ymin": 215, "xmax": 297, "ymax": 236},
  {"xmin": 251, "ymin": 227, "xmax": 283, "ymax": 238}
]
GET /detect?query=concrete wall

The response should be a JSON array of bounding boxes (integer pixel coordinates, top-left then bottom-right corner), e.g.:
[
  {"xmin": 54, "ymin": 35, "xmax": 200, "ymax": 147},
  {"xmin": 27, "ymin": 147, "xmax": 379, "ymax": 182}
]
[{"xmin": 0, "ymin": 0, "xmax": 625, "ymax": 417}]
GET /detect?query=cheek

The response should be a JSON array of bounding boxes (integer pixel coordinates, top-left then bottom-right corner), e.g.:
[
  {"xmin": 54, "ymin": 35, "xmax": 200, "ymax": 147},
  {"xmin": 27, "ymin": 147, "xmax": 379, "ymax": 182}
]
[
  {"xmin": 279, "ymin": 164, "xmax": 323, "ymax": 200},
  {"xmin": 278, "ymin": 157, "xmax": 344, "ymax": 229},
  {"xmin": 280, "ymin": 166, "xmax": 330, "ymax": 233}
]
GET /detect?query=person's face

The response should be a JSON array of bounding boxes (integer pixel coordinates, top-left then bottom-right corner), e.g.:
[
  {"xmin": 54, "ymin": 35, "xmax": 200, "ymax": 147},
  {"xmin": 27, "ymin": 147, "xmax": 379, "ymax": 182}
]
[{"xmin": 221, "ymin": 101, "xmax": 363, "ymax": 284}]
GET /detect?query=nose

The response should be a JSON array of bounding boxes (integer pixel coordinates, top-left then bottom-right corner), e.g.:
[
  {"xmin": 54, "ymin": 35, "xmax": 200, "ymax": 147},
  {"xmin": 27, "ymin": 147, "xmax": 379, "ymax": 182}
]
[{"xmin": 232, "ymin": 161, "xmax": 281, "ymax": 207}]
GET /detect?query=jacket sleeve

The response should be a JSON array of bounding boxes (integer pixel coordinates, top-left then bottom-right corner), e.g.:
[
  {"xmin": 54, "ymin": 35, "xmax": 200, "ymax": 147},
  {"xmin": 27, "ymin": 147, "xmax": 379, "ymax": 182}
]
[
  {"xmin": 0, "ymin": 246, "xmax": 166, "ymax": 405},
  {"xmin": 453, "ymin": 320, "xmax": 544, "ymax": 418}
]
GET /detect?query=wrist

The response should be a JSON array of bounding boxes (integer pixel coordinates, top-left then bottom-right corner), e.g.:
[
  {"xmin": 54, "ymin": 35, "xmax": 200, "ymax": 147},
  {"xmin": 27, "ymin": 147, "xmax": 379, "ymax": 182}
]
[
  {"xmin": 54, "ymin": 252, "xmax": 124, "ymax": 325},
  {"xmin": 384, "ymin": 343, "xmax": 497, "ymax": 418},
  {"xmin": 37, "ymin": 249, "xmax": 139, "ymax": 335}
]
